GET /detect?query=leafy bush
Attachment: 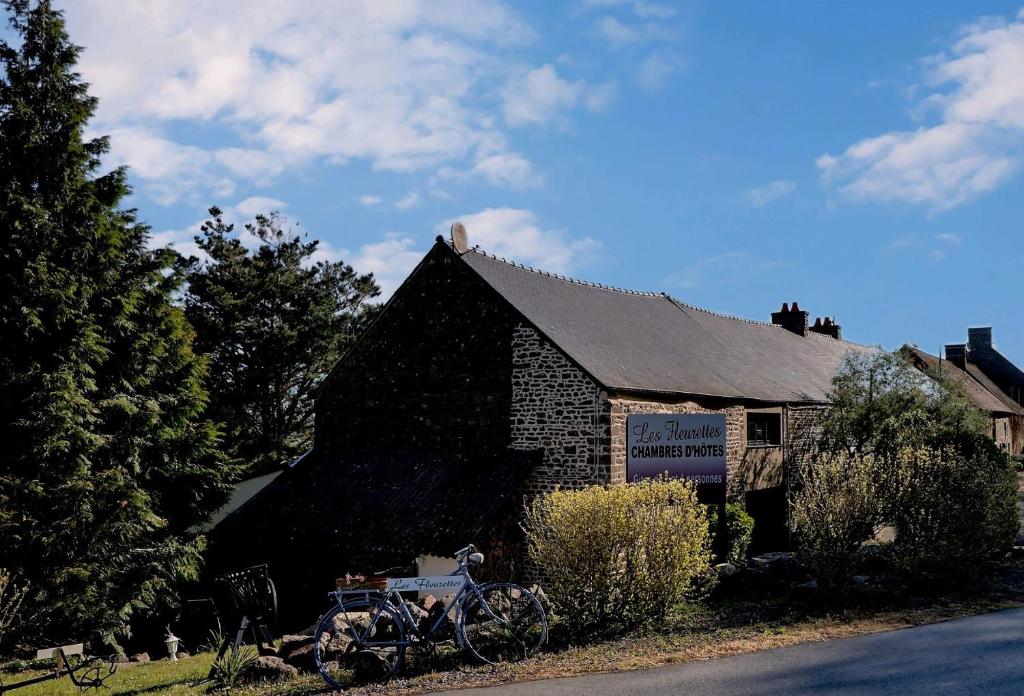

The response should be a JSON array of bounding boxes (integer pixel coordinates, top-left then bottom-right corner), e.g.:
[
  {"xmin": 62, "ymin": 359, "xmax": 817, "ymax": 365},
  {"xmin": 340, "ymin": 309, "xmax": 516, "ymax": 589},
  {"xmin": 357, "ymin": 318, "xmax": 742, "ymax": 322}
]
[
  {"xmin": 796, "ymin": 352, "xmax": 1020, "ymax": 589},
  {"xmin": 792, "ymin": 452, "xmax": 878, "ymax": 589},
  {"xmin": 524, "ymin": 478, "xmax": 712, "ymax": 637},
  {"xmin": 0, "ymin": 570, "xmax": 28, "ymax": 649},
  {"xmin": 707, "ymin": 503, "xmax": 755, "ymax": 563},
  {"xmin": 882, "ymin": 438, "xmax": 1018, "ymax": 584}
]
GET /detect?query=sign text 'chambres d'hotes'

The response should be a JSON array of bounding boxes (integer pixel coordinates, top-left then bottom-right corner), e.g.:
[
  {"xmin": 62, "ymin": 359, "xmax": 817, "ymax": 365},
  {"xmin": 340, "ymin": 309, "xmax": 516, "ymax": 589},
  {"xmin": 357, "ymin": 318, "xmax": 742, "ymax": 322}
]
[{"xmin": 626, "ymin": 413, "xmax": 727, "ymax": 502}]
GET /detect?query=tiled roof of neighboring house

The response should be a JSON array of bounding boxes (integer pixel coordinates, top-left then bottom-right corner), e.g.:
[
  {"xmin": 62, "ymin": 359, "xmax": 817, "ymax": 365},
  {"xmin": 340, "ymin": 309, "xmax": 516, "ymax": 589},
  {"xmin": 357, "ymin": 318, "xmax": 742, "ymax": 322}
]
[
  {"xmin": 460, "ymin": 246, "xmax": 875, "ymax": 404},
  {"xmin": 903, "ymin": 346, "xmax": 1016, "ymax": 414},
  {"xmin": 209, "ymin": 448, "xmax": 540, "ymax": 560}
]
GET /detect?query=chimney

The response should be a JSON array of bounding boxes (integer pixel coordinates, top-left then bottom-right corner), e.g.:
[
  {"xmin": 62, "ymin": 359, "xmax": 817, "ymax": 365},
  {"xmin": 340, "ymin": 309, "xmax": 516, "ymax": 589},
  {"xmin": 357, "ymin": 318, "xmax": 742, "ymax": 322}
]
[
  {"xmin": 945, "ymin": 343, "xmax": 967, "ymax": 368},
  {"xmin": 809, "ymin": 316, "xmax": 842, "ymax": 340},
  {"xmin": 968, "ymin": 327, "xmax": 992, "ymax": 353},
  {"xmin": 771, "ymin": 301, "xmax": 808, "ymax": 337},
  {"xmin": 450, "ymin": 221, "xmax": 469, "ymax": 253}
]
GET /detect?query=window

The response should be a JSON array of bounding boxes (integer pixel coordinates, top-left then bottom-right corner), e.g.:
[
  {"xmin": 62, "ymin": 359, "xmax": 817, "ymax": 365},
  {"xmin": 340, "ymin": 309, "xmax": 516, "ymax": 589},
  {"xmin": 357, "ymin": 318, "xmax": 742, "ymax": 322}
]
[{"xmin": 747, "ymin": 412, "xmax": 781, "ymax": 447}]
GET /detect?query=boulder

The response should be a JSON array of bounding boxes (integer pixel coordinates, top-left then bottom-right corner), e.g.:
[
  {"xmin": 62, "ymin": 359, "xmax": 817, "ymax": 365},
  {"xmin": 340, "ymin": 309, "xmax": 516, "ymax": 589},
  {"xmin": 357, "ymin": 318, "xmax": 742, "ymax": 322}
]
[
  {"xmin": 422, "ymin": 600, "xmax": 455, "ymax": 637},
  {"xmin": 404, "ymin": 600, "xmax": 429, "ymax": 623},
  {"xmin": 175, "ymin": 650, "xmax": 190, "ymax": 660},
  {"xmin": 277, "ymin": 634, "xmax": 313, "ymax": 658},
  {"xmin": 129, "ymin": 653, "xmax": 149, "ymax": 663},
  {"xmin": 750, "ymin": 552, "xmax": 805, "ymax": 582},
  {"xmin": 243, "ymin": 655, "xmax": 298, "ymax": 683},
  {"xmin": 714, "ymin": 562, "xmax": 740, "ymax": 577},
  {"xmin": 282, "ymin": 643, "xmax": 319, "ymax": 673},
  {"xmin": 417, "ymin": 594, "xmax": 437, "ymax": 612},
  {"xmin": 528, "ymin": 584, "xmax": 553, "ymax": 614},
  {"xmin": 352, "ymin": 650, "xmax": 390, "ymax": 681}
]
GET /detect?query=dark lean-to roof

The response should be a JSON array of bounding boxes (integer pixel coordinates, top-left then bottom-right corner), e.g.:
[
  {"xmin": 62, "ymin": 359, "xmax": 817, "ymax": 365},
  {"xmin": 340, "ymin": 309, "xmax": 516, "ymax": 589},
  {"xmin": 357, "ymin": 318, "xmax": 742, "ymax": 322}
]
[
  {"xmin": 905, "ymin": 346, "xmax": 1017, "ymax": 415},
  {"xmin": 458, "ymin": 245, "xmax": 875, "ymax": 403}
]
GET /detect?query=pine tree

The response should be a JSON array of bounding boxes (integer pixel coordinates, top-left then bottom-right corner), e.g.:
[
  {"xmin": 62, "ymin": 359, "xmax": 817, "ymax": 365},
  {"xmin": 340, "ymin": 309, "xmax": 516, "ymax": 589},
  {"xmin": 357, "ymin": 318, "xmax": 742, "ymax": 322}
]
[
  {"xmin": 182, "ymin": 208, "xmax": 379, "ymax": 473},
  {"xmin": 0, "ymin": 0, "xmax": 234, "ymax": 649}
]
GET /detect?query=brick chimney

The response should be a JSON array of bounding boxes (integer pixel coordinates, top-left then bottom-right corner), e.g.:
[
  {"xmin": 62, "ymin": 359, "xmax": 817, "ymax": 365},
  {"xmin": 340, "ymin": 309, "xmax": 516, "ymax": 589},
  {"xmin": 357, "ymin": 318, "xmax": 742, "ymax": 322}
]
[
  {"xmin": 945, "ymin": 343, "xmax": 967, "ymax": 368},
  {"xmin": 809, "ymin": 316, "xmax": 842, "ymax": 340},
  {"xmin": 968, "ymin": 327, "xmax": 993, "ymax": 354},
  {"xmin": 771, "ymin": 302, "xmax": 808, "ymax": 337}
]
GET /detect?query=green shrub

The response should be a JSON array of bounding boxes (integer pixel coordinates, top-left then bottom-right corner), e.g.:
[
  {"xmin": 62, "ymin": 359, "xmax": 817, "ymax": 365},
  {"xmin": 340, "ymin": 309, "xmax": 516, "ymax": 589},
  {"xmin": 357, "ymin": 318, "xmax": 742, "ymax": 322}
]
[
  {"xmin": 524, "ymin": 478, "xmax": 712, "ymax": 637},
  {"xmin": 707, "ymin": 503, "xmax": 755, "ymax": 563},
  {"xmin": 882, "ymin": 438, "xmax": 1018, "ymax": 585},
  {"xmin": 792, "ymin": 452, "xmax": 878, "ymax": 590}
]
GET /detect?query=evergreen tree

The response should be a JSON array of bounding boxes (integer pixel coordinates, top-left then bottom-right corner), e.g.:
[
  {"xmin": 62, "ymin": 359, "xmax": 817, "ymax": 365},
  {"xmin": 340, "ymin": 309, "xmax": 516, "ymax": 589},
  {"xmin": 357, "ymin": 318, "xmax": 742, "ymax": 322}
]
[
  {"xmin": 0, "ymin": 0, "xmax": 234, "ymax": 649},
  {"xmin": 182, "ymin": 209, "xmax": 379, "ymax": 473}
]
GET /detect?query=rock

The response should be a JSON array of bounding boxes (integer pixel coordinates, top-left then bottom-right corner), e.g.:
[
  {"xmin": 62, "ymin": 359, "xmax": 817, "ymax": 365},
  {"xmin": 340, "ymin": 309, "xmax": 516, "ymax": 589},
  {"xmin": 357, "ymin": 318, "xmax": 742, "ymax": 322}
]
[
  {"xmin": 282, "ymin": 643, "xmax": 319, "ymax": 673},
  {"xmin": 851, "ymin": 575, "xmax": 869, "ymax": 586},
  {"xmin": 794, "ymin": 579, "xmax": 819, "ymax": 592},
  {"xmin": 352, "ymin": 650, "xmax": 389, "ymax": 681},
  {"xmin": 243, "ymin": 655, "xmax": 298, "ymax": 683},
  {"xmin": 404, "ymin": 600, "xmax": 429, "ymax": 623},
  {"xmin": 417, "ymin": 594, "xmax": 437, "ymax": 612},
  {"xmin": 528, "ymin": 584, "xmax": 553, "ymax": 614},
  {"xmin": 714, "ymin": 562, "xmax": 740, "ymax": 577},
  {"xmin": 422, "ymin": 600, "xmax": 455, "ymax": 637},
  {"xmin": 175, "ymin": 650, "xmax": 190, "ymax": 660},
  {"xmin": 323, "ymin": 632, "xmax": 352, "ymax": 661},
  {"xmin": 750, "ymin": 552, "xmax": 804, "ymax": 581},
  {"xmin": 277, "ymin": 634, "xmax": 313, "ymax": 659},
  {"xmin": 129, "ymin": 653, "xmax": 149, "ymax": 663}
]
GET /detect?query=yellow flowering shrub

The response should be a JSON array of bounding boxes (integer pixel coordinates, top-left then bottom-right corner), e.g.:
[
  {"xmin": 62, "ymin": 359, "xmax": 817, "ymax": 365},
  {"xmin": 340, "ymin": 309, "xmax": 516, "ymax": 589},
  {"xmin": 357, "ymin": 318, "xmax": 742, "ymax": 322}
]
[{"xmin": 524, "ymin": 478, "xmax": 711, "ymax": 635}]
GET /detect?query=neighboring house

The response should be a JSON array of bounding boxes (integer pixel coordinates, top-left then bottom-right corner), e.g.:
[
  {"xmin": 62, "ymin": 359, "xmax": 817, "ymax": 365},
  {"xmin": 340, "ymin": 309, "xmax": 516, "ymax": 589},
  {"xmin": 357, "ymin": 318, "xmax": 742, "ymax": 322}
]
[
  {"xmin": 209, "ymin": 228, "xmax": 873, "ymax": 622},
  {"xmin": 903, "ymin": 329, "xmax": 1024, "ymax": 456}
]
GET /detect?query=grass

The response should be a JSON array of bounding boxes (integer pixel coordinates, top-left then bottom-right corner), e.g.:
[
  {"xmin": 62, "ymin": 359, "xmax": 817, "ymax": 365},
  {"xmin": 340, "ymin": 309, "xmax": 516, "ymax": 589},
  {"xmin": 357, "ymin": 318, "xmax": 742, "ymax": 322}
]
[
  {"xmin": 5, "ymin": 558, "xmax": 1024, "ymax": 695},
  {"xmin": 0, "ymin": 652, "xmax": 215, "ymax": 695}
]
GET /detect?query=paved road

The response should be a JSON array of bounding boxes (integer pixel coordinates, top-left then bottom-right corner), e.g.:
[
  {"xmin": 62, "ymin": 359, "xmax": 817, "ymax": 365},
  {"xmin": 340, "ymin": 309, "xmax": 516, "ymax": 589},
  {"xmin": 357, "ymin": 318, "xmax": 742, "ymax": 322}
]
[{"xmin": 439, "ymin": 608, "xmax": 1024, "ymax": 696}]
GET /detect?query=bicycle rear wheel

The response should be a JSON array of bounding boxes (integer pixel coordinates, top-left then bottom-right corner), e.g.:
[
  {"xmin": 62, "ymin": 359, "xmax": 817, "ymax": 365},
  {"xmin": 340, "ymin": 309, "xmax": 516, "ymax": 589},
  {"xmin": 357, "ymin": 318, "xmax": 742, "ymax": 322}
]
[
  {"xmin": 314, "ymin": 598, "xmax": 406, "ymax": 687},
  {"xmin": 458, "ymin": 583, "xmax": 547, "ymax": 664}
]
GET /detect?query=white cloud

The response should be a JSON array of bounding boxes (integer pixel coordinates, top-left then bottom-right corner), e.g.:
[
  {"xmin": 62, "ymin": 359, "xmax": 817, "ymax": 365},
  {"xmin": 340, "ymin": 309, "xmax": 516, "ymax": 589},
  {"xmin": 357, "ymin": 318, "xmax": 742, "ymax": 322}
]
[
  {"xmin": 440, "ymin": 208, "xmax": 600, "ymax": 273},
  {"xmin": 818, "ymin": 9, "xmax": 1024, "ymax": 211},
  {"xmin": 150, "ymin": 196, "xmax": 288, "ymax": 259},
  {"xmin": 503, "ymin": 64, "xmax": 617, "ymax": 127},
  {"xmin": 936, "ymin": 232, "xmax": 962, "ymax": 244},
  {"xmin": 59, "ymin": 0, "xmax": 572, "ymax": 203},
  {"xmin": 636, "ymin": 52, "xmax": 682, "ymax": 91},
  {"xmin": 931, "ymin": 249, "xmax": 947, "ymax": 262},
  {"xmin": 665, "ymin": 252, "xmax": 781, "ymax": 289},
  {"xmin": 597, "ymin": 16, "xmax": 642, "ymax": 46},
  {"xmin": 343, "ymin": 233, "xmax": 426, "ymax": 298},
  {"xmin": 394, "ymin": 191, "xmax": 421, "ymax": 211},
  {"xmin": 357, "ymin": 195, "xmax": 382, "ymax": 207},
  {"xmin": 745, "ymin": 180, "xmax": 796, "ymax": 207}
]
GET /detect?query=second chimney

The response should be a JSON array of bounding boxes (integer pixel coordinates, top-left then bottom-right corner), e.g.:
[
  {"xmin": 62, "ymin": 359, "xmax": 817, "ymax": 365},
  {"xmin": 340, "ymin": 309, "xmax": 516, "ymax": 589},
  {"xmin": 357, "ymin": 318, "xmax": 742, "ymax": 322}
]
[
  {"xmin": 771, "ymin": 302, "xmax": 809, "ymax": 337},
  {"xmin": 809, "ymin": 316, "xmax": 842, "ymax": 340},
  {"xmin": 945, "ymin": 343, "xmax": 967, "ymax": 368}
]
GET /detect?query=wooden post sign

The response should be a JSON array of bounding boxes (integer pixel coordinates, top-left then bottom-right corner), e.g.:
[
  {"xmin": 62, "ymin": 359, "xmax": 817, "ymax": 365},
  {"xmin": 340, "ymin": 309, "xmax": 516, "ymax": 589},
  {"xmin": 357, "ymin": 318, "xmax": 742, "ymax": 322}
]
[{"xmin": 626, "ymin": 413, "xmax": 727, "ymax": 503}]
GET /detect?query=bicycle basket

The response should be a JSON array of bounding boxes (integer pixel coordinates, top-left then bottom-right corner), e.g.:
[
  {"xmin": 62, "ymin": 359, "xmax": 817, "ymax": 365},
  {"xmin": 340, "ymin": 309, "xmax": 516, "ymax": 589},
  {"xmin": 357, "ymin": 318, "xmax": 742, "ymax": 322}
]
[{"xmin": 217, "ymin": 564, "xmax": 278, "ymax": 622}]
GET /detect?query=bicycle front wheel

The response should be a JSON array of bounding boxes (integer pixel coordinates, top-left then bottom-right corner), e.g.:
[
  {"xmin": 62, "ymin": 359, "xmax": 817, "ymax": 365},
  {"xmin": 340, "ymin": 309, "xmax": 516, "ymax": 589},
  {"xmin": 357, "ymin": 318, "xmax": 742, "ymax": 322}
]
[
  {"xmin": 458, "ymin": 583, "xmax": 547, "ymax": 664},
  {"xmin": 314, "ymin": 598, "xmax": 406, "ymax": 687}
]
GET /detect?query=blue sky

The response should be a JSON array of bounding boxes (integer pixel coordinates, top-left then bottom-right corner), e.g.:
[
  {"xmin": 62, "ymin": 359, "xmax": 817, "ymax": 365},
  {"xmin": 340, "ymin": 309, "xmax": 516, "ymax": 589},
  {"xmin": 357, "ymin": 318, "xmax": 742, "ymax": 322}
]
[{"xmin": 48, "ymin": 1, "xmax": 1024, "ymax": 364}]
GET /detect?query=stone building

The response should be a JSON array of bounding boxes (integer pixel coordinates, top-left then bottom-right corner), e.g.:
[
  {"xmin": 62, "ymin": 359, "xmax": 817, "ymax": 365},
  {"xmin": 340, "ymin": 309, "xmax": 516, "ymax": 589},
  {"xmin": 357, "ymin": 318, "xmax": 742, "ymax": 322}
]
[
  {"xmin": 903, "ymin": 328, "xmax": 1024, "ymax": 456},
  {"xmin": 210, "ymin": 230, "xmax": 873, "ymax": 620}
]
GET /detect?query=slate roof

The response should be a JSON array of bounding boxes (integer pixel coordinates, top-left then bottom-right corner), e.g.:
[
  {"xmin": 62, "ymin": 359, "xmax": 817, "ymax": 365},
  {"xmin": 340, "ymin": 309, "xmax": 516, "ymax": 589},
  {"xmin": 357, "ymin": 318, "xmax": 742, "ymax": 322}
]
[
  {"xmin": 459, "ymin": 246, "xmax": 874, "ymax": 404},
  {"xmin": 210, "ymin": 448, "xmax": 540, "ymax": 560},
  {"xmin": 903, "ymin": 346, "xmax": 1016, "ymax": 414}
]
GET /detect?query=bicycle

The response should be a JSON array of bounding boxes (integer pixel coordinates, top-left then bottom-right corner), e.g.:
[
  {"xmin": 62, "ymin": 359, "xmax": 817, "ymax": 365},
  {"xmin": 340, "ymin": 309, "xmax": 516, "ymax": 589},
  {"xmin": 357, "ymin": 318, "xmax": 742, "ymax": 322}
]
[{"xmin": 313, "ymin": 544, "xmax": 547, "ymax": 686}]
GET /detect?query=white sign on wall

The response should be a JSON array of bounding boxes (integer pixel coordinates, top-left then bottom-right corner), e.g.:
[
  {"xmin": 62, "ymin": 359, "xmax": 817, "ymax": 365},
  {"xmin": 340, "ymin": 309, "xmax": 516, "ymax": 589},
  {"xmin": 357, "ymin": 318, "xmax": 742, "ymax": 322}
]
[{"xmin": 626, "ymin": 413, "xmax": 727, "ymax": 502}]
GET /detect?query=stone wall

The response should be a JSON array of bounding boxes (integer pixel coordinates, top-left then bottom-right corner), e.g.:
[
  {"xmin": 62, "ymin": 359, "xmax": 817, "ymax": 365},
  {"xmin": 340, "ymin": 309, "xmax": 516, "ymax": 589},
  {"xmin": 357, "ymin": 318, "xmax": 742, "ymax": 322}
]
[
  {"xmin": 509, "ymin": 324, "xmax": 610, "ymax": 494},
  {"xmin": 607, "ymin": 398, "xmax": 746, "ymax": 501}
]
